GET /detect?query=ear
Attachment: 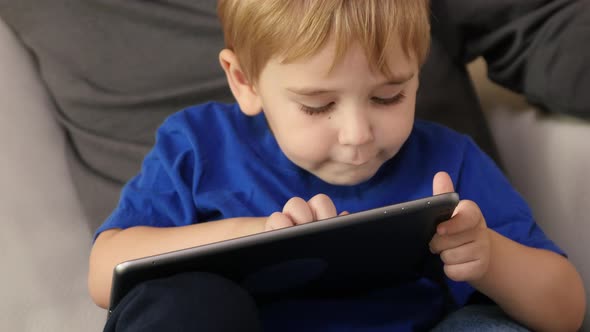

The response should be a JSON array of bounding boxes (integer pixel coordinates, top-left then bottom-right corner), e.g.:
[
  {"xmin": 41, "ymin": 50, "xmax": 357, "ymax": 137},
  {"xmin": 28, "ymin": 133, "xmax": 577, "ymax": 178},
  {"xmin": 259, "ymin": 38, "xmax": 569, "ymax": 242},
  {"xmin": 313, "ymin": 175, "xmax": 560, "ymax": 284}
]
[{"xmin": 219, "ymin": 49, "xmax": 263, "ymax": 116}]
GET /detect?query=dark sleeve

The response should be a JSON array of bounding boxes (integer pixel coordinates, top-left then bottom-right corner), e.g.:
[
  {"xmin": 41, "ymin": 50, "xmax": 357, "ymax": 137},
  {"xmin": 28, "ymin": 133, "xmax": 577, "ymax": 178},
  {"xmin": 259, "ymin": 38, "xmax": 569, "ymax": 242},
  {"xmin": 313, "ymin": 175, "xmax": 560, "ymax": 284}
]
[{"xmin": 442, "ymin": 0, "xmax": 590, "ymax": 118}]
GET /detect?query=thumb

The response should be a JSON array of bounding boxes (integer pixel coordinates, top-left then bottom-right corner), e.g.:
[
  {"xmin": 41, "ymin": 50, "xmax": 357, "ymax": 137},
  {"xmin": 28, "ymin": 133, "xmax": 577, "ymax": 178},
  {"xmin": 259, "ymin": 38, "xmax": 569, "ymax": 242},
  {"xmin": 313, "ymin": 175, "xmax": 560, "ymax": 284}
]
[{"xmin": 432, "ymin": 171, "xmax": 455, "ymax": 195}]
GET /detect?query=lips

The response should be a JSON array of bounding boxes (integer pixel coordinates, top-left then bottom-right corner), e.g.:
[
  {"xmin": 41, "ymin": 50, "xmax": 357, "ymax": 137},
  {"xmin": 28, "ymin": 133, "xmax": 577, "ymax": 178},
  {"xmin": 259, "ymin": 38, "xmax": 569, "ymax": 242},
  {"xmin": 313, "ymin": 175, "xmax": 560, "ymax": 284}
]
[
  {"xmin": 340, "ymin": 148, "xmax": 378, "ymax": 166},
  {"xmin": 347, "ymin": 158, "xmax": 372, "ymax": 166},
  {"xmin": 339, "ymin": 154, "xmax": 378, "ymax": 166}
]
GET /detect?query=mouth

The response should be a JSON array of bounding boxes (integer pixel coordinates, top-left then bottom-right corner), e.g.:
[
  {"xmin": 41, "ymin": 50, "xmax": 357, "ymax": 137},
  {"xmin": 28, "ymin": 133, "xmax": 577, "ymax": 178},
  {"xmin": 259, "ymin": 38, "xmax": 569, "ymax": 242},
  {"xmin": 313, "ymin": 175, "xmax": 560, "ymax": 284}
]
[
  {"xmin": 339, "ymin": 155, "xmax": 378, "ymax": 167},
  {"xmin": 347, "ymin": 159, "xmax": 372, "ymax": 166},
  {"xmin": 345, "ymin": 151, "xmax": 378, "ymax": 166},
  {"xmin": 336, "ymin": 147, "xmax": 381, "ymax": 167}
]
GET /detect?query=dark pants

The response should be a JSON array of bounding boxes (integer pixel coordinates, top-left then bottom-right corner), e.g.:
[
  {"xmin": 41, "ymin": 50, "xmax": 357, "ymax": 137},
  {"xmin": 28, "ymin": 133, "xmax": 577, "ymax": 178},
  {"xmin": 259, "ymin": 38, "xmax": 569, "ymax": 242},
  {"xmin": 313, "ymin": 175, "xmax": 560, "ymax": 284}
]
[
  {"xmin": 105, "ymin": 272, "xmax": 529, "ymax": 332},
  {"xmin": 104, "ymin": 272, "xmax": 262, "ymax": 332}
]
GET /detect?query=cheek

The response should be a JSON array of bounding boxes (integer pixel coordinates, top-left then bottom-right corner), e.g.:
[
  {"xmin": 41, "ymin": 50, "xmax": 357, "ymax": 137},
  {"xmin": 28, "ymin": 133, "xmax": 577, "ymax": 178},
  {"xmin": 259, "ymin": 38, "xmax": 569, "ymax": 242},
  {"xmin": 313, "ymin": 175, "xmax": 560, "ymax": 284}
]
[
  {"xmin": 263, "ymin": 104, "xmax": 335, "ymax": 162},
  {"xmin": 375, "ymin": 104, "xmax": 415, "ymax": 148},
  {"xmin": 275, "ymin": 122, "xmax": 334, "ymax": 162}
]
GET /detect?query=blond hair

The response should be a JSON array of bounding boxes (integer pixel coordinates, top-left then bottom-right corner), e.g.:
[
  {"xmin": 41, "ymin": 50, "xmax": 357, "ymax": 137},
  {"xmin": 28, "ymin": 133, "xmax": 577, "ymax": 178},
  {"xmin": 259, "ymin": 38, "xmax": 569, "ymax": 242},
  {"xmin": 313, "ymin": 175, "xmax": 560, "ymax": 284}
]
[{"xmin": 218, "ymin": 0, "xmax": 430, "ymax": 83}]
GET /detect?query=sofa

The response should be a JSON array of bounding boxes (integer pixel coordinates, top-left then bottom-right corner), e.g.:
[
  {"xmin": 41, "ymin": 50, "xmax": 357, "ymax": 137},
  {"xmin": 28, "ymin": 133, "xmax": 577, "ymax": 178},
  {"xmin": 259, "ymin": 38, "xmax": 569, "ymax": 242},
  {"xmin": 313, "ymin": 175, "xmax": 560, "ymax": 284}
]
[
  {"xmin": 0, "ymin": 17, "xmax": 106, "ymax": 331},
  {"xmin": 1, "ymin": 15, "xmax": 588, "ymax": 331}
]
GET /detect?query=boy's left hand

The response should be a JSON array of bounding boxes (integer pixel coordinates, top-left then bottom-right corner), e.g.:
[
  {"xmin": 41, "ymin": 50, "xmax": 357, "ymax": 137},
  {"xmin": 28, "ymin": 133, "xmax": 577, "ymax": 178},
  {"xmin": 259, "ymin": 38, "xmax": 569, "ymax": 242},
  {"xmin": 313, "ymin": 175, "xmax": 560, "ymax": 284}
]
[{"xmin": 428, "ymin": 172, "xmax": 492, "ymax": 282}]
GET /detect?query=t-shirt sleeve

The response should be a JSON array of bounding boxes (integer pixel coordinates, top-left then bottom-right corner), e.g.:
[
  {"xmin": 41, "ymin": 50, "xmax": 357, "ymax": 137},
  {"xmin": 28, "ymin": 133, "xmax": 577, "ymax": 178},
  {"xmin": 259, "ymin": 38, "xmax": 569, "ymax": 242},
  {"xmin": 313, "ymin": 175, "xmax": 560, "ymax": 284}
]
[
  {"xmin": 93, "ymin": 114, "xmax": 200, "ymax": 241},
  {"xmin": 446, "ymin": 137, "xmax": 565, "ymax": 306}
]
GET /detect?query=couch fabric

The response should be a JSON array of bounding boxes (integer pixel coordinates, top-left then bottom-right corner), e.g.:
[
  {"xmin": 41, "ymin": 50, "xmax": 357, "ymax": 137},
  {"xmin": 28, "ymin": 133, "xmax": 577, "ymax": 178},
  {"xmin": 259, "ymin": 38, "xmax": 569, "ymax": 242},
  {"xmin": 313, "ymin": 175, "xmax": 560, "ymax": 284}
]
[{"xmin": 0, "ymin": 17, "xmax": 105, "ymax": 331}]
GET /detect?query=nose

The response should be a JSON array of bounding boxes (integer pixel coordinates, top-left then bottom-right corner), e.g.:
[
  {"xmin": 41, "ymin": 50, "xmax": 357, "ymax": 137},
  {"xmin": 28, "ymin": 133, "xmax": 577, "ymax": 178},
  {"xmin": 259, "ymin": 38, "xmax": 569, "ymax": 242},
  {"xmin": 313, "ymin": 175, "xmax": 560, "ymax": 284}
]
[{"xmin": 337, "ymin": 110, "xmax": 374, "ymax": 146}]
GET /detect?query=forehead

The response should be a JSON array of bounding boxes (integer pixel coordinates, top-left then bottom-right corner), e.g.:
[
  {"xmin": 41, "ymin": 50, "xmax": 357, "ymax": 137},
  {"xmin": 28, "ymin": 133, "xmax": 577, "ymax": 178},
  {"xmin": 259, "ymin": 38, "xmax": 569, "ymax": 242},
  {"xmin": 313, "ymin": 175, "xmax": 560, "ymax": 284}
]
[{"xmin": 268, "ymin": 39, "xmax": 417, "ymax": 84}]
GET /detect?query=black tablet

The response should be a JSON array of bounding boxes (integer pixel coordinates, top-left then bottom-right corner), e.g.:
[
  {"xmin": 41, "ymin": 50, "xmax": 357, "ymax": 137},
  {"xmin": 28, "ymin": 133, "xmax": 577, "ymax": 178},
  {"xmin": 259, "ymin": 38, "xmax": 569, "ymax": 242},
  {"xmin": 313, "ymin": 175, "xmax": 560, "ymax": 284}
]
[{"xmin": 108, "ymin": 192, "xmax": 459, "ymax": 313}]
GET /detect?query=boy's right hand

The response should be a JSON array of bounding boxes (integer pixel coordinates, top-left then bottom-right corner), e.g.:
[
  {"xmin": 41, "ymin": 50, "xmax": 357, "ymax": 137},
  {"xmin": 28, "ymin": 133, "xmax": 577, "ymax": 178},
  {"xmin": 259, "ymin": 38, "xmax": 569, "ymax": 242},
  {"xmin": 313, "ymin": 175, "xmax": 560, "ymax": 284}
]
[{"xmin": 265, "ymin": 194, "xmax": 345, "ymax": 231}]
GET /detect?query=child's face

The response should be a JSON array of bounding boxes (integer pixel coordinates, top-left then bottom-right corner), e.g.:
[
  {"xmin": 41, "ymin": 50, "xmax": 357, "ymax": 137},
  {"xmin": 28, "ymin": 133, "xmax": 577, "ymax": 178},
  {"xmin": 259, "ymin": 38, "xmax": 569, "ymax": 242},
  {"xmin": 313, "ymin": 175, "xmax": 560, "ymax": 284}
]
[{"xmin": 255, "ymin": 40, "xmax": 419, "ymax": 185}]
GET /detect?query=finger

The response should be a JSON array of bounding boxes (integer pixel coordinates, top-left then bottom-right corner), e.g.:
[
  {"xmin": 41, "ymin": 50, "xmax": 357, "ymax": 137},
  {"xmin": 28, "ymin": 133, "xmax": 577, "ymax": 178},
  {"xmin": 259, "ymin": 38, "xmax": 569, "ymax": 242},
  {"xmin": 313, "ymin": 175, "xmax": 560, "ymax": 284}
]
[
  {"xmin": 282, "ymin": 197, "xmax": 314, "ymax": 225},
  {"xmin": 436, "ymin": 200, "xmax": 484, "ymax": 235},
  {"xmin": 307, "ymin": 193, "xmax": 337, "ymax": 220},
  {"xmin": 444, "ymin": 259, "xmax": 487, "ymax": 282},
  {"xmin": 339, "ymin": 211, "xmax": 349, "ymax": 216},
  {"xmin": 265, "ymin": 212, "xmax": 294, "ymax": 231},
  {"xmin": 429, "ymin": 228, "xmax": 479, "ymax": 253},
  {"xmin": 439, "ymin": 241, "xmax": 481, "ymax": 265},
  {"xmin": 432, "ymin": 171, "xmax": 455, "ymax": 196}
]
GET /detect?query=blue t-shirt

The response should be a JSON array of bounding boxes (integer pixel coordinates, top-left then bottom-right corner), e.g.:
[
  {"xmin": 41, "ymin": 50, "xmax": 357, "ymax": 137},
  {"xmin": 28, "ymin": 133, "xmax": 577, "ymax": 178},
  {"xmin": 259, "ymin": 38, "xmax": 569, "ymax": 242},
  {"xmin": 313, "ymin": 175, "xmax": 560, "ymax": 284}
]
[{"xmin": 97, "ymin": 102, "xmax": 563, "ymax": 331}]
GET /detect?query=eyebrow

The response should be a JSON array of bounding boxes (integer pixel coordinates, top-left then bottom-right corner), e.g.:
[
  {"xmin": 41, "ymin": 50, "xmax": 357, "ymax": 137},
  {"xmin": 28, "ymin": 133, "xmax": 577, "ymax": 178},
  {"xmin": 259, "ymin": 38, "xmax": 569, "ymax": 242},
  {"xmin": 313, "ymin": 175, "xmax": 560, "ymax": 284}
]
[{"xmin": 286, "ymin": 72, "xmax": 415, "ymax": 96}]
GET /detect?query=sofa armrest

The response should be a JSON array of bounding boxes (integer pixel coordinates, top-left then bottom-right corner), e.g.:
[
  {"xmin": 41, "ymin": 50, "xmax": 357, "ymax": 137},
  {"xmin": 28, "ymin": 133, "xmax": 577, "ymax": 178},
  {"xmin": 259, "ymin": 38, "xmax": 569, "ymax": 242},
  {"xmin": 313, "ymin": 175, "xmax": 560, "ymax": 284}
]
[
  {"xmin": 469, "ymin": 58, "xmax": 590, "ymax": 330},
  {"xmin": 0, "ymin": 16, "xmax": 105, "ymax": 331}
]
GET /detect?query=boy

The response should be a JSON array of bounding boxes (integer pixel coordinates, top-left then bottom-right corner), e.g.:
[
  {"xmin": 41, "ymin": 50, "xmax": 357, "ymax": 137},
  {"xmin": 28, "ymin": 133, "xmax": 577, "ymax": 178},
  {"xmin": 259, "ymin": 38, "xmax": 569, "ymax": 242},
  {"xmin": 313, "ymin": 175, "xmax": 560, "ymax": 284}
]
[{"xmin": 89, "ymin": 0, "xmax": 585, "ymax": 331}]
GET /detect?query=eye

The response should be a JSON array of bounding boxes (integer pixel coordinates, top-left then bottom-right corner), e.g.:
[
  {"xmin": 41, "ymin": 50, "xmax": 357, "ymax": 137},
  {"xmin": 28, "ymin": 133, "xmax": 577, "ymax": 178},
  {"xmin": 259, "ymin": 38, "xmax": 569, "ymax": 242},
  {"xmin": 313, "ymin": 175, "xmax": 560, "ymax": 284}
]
[
  {"xmin": 299, "ymin": 102, "xmax": 335, "ymax": 115},
  {"xmin": 371, "ymin": 93, "xmax": 406, "ymax": 106}
]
